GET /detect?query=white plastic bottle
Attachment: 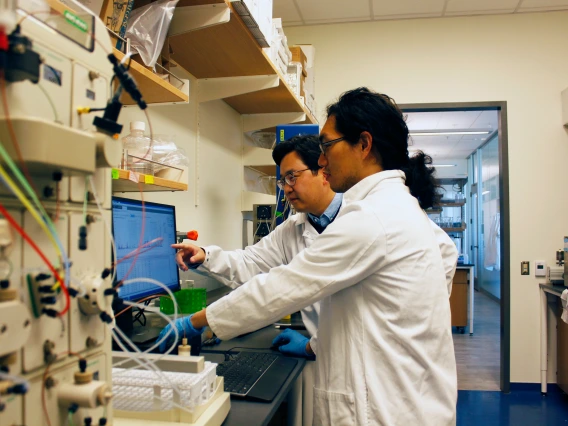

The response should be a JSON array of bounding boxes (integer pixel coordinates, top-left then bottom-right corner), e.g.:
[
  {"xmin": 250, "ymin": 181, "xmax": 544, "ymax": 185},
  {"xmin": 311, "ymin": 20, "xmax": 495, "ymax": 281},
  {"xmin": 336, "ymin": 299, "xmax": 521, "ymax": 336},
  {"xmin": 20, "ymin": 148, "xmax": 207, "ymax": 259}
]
[{"xmin": 122, "ymin": 121, "xmax": 154, "ymax": 176}]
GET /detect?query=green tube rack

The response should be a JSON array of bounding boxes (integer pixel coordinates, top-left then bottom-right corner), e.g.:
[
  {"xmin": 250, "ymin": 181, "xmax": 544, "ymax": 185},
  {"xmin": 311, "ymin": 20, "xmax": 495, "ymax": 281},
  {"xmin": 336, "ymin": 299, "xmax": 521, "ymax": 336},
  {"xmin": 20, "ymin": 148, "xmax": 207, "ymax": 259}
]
[{"xmin": 160, "ymin": 288, "xmax": 206, "ymax": 315}]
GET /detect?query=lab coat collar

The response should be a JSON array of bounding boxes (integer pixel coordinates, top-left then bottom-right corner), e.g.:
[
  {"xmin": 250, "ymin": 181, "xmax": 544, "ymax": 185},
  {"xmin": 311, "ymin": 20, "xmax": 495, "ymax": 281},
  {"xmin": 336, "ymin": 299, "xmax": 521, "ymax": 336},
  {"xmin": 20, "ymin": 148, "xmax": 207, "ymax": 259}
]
[
  {"xmin": 343, "ymin": 170, "xmax": 406, "ymax": 204},
  {"xmin": 294, "ymin": 213, "xmax": 317, "ymax": 241}
]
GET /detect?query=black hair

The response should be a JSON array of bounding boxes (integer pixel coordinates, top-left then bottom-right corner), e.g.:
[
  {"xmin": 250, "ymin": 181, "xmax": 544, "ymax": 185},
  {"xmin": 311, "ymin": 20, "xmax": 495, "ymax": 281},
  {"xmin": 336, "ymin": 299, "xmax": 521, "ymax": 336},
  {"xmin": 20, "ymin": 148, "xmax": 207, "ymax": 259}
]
[
  {"xmin": 326, "ymin": 87, "xmax": 439, "ymax": 209},
  {"xmin": 272, "ymin": 134, "xmax": 321, "ymax": 173}
]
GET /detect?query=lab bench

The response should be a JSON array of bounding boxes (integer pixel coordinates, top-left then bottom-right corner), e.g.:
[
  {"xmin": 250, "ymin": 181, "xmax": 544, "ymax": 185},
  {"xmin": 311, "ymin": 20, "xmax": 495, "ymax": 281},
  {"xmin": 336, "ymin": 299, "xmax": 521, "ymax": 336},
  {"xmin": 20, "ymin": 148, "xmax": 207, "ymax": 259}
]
[
  {"xmin": 201, "ymin": 326, "xmax": 309, "ymax": 426},
  {"xmin": 451, "ymin": 264, "xmax": 475, "ymax": 335},
  {"xmin": 114, "ymin": 324, "xmax": 308, "ymax": 426},
  {"xmin": 539, "ymin": 283, "xmax": 568, "ymax": 394}
]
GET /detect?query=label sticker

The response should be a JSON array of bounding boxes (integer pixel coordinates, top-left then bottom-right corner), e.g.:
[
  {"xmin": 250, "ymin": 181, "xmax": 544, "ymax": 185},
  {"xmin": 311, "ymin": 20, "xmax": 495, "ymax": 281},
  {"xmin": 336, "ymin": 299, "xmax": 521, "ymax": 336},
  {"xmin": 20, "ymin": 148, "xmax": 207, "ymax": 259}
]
[{"xmin": 63, "ymin": 10, "xmax": 88, "ymax": 33}]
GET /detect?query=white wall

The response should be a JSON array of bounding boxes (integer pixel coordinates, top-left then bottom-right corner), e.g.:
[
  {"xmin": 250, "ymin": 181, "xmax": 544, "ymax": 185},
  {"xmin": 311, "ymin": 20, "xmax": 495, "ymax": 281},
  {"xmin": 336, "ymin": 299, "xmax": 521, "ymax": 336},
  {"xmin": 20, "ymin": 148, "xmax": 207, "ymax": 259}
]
[
  {"xmin": 118, "ymin": 76, "xmax": 243, "ymax": 291},
  {"xmin": 286, "ymin": 11, "xmax": 568, "ymax": 383}
]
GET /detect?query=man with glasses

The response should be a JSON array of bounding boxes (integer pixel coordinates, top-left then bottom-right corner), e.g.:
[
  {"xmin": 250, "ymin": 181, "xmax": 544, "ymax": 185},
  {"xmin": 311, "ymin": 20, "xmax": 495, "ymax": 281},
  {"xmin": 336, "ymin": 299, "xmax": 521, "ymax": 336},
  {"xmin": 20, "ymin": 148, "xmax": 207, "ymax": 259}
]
[{"xmin": 171, "ymin": 135, "xmax": 342, "ymax": 359}]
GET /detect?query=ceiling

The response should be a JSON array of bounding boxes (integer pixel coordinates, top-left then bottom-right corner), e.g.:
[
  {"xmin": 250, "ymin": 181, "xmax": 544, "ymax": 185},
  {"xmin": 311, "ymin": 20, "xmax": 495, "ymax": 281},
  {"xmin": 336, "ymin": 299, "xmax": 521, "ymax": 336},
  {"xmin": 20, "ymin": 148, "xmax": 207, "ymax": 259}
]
[
  {"xmin": 274, "ymin": 0, "xmax": 568, "ymax": 26},
  {"xmin": 404, "ymin": 110, "xmax": 498, "ymax": 161}
]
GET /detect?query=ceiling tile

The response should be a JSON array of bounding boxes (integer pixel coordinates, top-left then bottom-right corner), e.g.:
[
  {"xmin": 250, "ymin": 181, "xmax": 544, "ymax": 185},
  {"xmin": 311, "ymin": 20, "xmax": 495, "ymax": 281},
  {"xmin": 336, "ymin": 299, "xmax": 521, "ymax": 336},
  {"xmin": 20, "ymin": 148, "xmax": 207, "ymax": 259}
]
[
  {"xmin": 273, "ymin": 0, "xmax": 303, "ymax": 23},
  {"xmin": 436, "ymin": 111, "xmax": 482, "ymax": 129},
  {"xmin": 407, "ymin": 110, "xmax": 497, "ymax": 160},
  {"xmin": 445, "ymin": 0, "xmax": 519, "ymax": 14},
  {"xmin": 298, "ymin": 0, "xmax": 370, "ymax": 22},
  {"xmin": 518, "ymin": 0, "xmax": 568, "ymax": 11},
  {"xmin": 459, "ymin": 134, "xmax": 488, "ymax": 142},
  {"xmin": 458, "ymin": 140, "xmax": 487, "ymax": 150},
  {"xmin": 470, "ymin": 110, "xmax": 498, "ymax": 131},
  {"xmin": 372, "ymin": 0, "xmax": 445, "ymax": 18},
  {"xmin": 405, "ymin": 112, "xmax": 443, "ymax": 130},
  {"xmin": 450, "ymin": 148, "xmax": 477, "ymax": 156}
]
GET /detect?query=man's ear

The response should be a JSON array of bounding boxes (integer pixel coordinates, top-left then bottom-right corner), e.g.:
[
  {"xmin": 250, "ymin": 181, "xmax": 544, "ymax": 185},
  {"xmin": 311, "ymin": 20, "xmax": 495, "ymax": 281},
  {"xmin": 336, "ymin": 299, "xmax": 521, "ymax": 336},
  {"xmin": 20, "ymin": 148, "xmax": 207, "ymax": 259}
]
[{"xmin": 359, "ymin": 131, "xmax": 373, "ymax": 159}]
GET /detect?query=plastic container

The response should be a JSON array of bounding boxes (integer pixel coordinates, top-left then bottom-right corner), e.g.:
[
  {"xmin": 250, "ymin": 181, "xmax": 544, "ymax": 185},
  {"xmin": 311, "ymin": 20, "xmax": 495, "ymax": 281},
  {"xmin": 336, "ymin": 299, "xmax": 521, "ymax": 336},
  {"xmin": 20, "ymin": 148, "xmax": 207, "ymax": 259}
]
[
  {"xmin": 112, "ymin": 361, "xmax": 217, "ymax": 412},
  {"xmin": 160, "ymin": 288, "xmax": 206, "ymax": 315},
  {"xmin": 122, "ymin": 121, "xmax": 154, "ymax": 176}
]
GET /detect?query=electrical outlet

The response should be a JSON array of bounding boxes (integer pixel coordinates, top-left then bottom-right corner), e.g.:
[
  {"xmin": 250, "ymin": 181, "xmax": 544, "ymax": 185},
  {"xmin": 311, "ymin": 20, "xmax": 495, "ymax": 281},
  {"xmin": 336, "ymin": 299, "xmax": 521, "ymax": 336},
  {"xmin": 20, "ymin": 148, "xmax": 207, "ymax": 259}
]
[{"xmin": 521, "ymin": 261, "xmax": 530, "ymax": 275}]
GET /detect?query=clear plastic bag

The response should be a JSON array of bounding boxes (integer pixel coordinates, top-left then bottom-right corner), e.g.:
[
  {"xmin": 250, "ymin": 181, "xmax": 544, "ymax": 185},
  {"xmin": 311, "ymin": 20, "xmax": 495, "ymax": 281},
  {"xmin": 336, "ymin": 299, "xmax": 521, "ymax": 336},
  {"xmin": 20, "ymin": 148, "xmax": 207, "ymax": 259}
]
[
  {"xmin": 125, "ymin": 0, "xmax": 179, "ymax": 69},
  {"xmin": 152, "ymin": 135, "xmax": 189, "ymax": 170},
  {"xmin": 151, "ymin": 135, "xmax": 189, "ymax": 182}
]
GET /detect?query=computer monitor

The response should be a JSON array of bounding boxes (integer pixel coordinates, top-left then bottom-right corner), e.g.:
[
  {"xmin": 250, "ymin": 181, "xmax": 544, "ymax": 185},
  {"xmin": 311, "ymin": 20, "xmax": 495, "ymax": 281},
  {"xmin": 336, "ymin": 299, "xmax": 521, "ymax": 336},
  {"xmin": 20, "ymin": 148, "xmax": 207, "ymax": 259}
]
[{"xmin": 111, "ymin": 197, "xmax": 180, "ymax": 301}]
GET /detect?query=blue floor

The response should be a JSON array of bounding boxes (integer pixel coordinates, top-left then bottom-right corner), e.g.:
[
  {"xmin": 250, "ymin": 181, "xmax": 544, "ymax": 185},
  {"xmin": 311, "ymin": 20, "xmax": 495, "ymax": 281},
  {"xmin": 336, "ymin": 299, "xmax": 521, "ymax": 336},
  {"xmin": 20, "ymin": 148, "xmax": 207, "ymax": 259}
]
[{"xmin": 457, "ymin": 388, "xmax": 568, "ymax": 425}]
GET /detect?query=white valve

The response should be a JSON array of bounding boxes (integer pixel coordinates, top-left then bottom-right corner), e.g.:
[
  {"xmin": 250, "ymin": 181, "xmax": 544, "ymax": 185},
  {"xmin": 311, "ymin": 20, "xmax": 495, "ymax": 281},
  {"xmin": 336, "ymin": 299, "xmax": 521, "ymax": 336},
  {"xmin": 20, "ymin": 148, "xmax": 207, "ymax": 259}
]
[
  {"xmin": 58, "ymin": 380, "xmax": 112, "ymax": 408},
  {"xmin": 77, "ymin": 274, "xmax": 114, "ymax": 323},
  {"xmin": 0, "ymin": 300, "xmax": 31, "ymax": 357}
]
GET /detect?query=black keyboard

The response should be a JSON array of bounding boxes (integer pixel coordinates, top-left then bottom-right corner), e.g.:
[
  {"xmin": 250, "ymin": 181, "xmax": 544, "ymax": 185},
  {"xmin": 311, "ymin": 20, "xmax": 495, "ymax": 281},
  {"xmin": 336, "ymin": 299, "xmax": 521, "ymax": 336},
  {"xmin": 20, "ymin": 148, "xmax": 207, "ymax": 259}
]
[{"xmin": 216, "ymin": 351, "xmax": 298, "ymax": 402}]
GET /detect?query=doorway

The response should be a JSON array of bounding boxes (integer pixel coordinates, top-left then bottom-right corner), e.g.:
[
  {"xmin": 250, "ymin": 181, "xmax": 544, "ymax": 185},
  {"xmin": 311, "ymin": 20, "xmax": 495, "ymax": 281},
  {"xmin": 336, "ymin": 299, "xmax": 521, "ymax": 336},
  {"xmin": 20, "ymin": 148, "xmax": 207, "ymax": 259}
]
[{"xmin": 400, "ymin": 102, "xmax": 510, "ymax": 393}]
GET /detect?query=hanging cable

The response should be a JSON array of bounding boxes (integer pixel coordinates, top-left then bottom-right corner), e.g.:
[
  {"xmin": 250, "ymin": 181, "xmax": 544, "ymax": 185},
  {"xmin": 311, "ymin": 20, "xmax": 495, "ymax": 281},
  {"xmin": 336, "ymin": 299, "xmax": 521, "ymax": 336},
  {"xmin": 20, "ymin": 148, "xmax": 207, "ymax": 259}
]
[
  {"xmin": 0, "ymin": 158, "xmax": 70, "ymax": 301},
  {"xmin": 0, "ymin": 205, "xmax": 69, "ymax": 316},
  {"xmin": 0, "ymin": 73, "xmax": 43, "ymax": 201}
]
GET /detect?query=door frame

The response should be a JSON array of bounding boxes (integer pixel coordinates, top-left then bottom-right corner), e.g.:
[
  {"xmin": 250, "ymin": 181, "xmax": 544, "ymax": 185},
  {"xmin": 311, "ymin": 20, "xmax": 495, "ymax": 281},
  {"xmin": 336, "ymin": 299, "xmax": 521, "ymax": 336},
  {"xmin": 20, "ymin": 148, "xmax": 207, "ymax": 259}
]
[{"xmin": 399, "ymin": 101, "xmax": 510, "ymax": 393}]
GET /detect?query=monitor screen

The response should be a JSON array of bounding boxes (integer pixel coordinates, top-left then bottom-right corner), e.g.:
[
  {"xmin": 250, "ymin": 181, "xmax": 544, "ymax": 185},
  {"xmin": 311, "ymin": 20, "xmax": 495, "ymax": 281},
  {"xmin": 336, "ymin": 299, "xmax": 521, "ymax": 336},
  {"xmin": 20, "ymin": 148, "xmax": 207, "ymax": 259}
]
[{"xmin": 112, "ymin": 197, "xmax": 180, "ymax": 301}]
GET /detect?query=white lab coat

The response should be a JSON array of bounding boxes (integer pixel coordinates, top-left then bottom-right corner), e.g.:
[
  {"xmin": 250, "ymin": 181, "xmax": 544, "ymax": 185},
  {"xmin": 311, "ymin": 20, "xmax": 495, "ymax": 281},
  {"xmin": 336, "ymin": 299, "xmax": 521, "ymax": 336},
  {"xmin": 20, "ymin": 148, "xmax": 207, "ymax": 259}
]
[
  {"xmin": 196, "ymin": 214, "xmax": 322, "ymax": 352},
  {"xmin": 207, "ymin": 170, "xmax": 457, "ymax": 426},
  {"xmin": 195, "ymin": 206, "xmax": 457, "ymax": 355}
]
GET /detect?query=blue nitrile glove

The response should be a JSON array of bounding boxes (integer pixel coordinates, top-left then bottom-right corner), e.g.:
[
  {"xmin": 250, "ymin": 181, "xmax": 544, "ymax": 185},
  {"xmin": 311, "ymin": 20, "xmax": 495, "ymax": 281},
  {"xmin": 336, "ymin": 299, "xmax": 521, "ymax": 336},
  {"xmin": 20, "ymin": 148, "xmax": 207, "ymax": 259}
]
[
  {"xmin": 158, "ymin": 314, "xmax": 205, "ymax": 353},
  {"xmin": 272, "ymin": 329, "xmax": 311, "ymax": 357}
]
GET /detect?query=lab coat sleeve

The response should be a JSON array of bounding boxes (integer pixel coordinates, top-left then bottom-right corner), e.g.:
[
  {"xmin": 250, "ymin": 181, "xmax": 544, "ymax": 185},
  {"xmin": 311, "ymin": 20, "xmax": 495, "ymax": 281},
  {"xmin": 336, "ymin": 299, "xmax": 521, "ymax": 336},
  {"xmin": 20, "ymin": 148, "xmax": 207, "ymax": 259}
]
[
  {"xmin": 206, "ymin": 207, "xmax": 386, "ymax": 340},
  {"xmin": 429, "ymin": 219, "xmax": 458, "ymax": 295},
  {"xmin": 309, "ymin": 332, "xmax": 318, "ymax": 355},
  {"xmin": 193, "ymin": 220, "xmax": 293, "ymax": 289}
]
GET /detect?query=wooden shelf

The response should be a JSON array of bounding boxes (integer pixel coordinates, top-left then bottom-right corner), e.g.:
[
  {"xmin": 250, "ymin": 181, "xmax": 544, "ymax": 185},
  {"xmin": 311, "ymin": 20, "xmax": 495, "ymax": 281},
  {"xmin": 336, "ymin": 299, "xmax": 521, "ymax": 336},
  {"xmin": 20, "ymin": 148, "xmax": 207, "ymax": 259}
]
[
  {"xmin": 442, "ymin": 225, "xmax": 467, "ymax": 232},
  {"xmin": 112, "ymin": 169, "xmax": 188, "ymax": 192},
  {"xmin": 168, "ymin": 0, "xmax": 317, "ymax": 124},
  {"xmin": 438, "ymin": 177, "xmax": 468, "ymax": 186},
  {"xmin": 245, "ymin": 165, "xmax": 276, "ymax": 176},
  {"xmin": 113, "ymin": 50, "xmax": 189, "ymax": 105},
  {"xmin": 439, "ymin": 200, "xmax": 466, "ymax": 207},
  {"xmin": 426, "ymin": 209, "xmax": 442, "ymax": 214}
]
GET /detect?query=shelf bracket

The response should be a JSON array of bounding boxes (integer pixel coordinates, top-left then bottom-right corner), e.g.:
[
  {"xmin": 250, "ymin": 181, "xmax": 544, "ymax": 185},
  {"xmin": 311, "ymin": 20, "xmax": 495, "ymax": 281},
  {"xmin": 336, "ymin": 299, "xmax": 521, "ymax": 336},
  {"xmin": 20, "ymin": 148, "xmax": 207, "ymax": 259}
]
[
  {"xmin": 168, "ymin": 3, "xmax": 231, "ymax": 37},
  {"xmin": 198, "ymin": 75, "xmax": 279, "ymax": 103},
  {"xmin": 243, "ymin": 112, "xmax": 306, "ymax": 133}
]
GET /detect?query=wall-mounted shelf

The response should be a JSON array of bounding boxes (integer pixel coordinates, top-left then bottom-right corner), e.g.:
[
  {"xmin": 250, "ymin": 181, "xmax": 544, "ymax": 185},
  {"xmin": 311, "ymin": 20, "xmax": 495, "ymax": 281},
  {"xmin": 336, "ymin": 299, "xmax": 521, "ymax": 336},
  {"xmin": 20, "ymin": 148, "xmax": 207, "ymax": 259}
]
[
  {"xmin": 113, "ymin": 50, "xmax": 189, "ymax": 106},
  {"xmin": 168, "ymin": 0, "xmax": 317, "ymax": 127},
  {"xmin": 438, "ymin": 177, "xmax": 468, "ymax": 186},
  {"xmin": 112, "ymin": 169, "xmax": 188, "ymax": 192},
  {"xmin": 242, "ymin": 190, "xmax": 275, "ymax": 211},
  {"xmin": 442, "ymin": 225, "xmax": 467, "ymax": 233},
  {"xmin": 439, "ymin": 200, "xmax": 466, "ymax": 207},
  {"xmin": 245, "ymin": 165, "xmax": 276, "ymax": 176}
]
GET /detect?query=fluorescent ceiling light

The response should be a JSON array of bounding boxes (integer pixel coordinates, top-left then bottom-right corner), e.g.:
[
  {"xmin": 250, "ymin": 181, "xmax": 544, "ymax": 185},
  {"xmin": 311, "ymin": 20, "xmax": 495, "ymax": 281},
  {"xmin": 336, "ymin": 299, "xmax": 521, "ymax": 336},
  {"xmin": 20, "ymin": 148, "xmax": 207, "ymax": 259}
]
[
  {"xmin": 409, "ymin": 131, "xmax": 491, "ymax": 136},
  {"xmin": 427, "ymin": 164, "xmax": 456, "ymax": 168},
  {"xmin": 482, "ymin": 190, "xmax": 490, "ymax": 195}
]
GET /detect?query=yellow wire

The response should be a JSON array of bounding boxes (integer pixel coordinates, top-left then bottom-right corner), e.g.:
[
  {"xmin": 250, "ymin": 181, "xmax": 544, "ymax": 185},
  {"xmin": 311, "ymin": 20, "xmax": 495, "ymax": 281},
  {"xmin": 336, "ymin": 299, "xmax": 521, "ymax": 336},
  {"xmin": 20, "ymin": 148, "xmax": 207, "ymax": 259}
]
[{"xmin": 0, "ymin": 163, "xmax": 63, "ymax": 260}]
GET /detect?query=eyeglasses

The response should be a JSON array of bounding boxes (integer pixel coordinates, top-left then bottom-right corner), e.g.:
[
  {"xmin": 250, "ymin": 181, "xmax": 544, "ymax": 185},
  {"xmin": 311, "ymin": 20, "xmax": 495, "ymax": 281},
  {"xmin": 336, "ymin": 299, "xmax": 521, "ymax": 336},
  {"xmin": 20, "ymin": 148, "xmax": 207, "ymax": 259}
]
[
  {"xmin": 276, "ymin": 168, "xmax": 311, "ymax": 190},
  {"xmin": 319, "ymin": 136, "xmax": 346, "ymax": 155}
]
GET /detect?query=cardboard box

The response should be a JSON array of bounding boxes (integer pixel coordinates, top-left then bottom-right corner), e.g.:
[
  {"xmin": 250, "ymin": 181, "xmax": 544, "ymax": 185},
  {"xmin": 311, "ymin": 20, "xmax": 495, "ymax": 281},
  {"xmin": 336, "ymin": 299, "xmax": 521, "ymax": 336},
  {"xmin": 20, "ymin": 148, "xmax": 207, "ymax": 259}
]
[
  {"xmin": 304, "ymin": 66, "xmax": 315, "ymax": 99},
  {"xmin": 257, "ymin": 0, "xmax": 273, "ymax": 48},
  {"xmin": 232, "ymin": 0, "xmax": 258, "ymax": 17},
  {"xmin": 298, "ymin": 44, "xmax": 315, "ymax": 68},
  {"xmin": 233, "ymin": 0, "xmax": 272, "ymax": 49},
  {"xmin": 99, "ymin": 0, "xmax": 135, "ymax": 51},
  {"xmin": 290, "ymin": 46, "xmax": 307, "ymax": 72}
]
